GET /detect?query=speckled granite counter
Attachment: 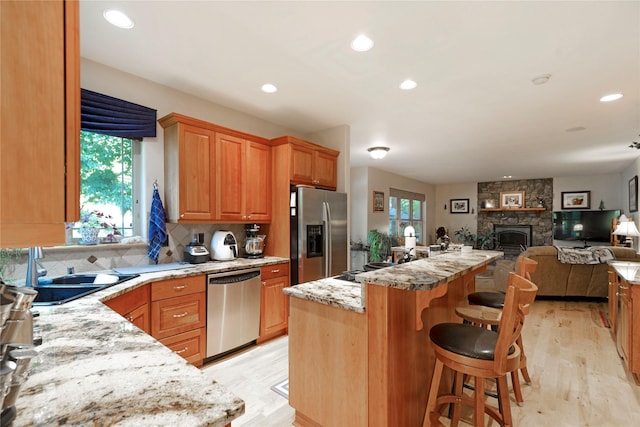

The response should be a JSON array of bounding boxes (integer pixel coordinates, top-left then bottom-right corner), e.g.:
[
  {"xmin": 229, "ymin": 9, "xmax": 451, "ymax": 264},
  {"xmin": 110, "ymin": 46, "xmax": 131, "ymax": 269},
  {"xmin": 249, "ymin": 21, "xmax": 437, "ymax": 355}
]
[
  {"xmin": 283, "ymin": 250, "xmax": 502, "ymax": 313},
  {"xmin": 609, "ymin": 261, "xmax": 640, "ymax": 284},
  {"xmin": 13, "ymin": 256, "xmax": 288, "ymax": 427}
]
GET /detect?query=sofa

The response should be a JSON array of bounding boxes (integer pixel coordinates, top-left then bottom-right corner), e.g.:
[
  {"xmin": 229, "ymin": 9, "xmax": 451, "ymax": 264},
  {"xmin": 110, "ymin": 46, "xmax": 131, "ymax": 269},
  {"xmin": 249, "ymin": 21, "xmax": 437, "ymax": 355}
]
[{"xmin": 520, "ymin": 246, "xmax": 640, "ymax": 298}]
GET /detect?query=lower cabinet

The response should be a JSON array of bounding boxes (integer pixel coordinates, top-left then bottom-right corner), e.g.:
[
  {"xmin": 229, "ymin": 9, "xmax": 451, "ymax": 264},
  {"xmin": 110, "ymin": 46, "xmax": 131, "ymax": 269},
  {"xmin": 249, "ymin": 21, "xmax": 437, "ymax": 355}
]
[
  {"xmin": 615, "ymin": 274, "xmax": 640, "ymax": 385},
  {"xmin": 608, "ymin": 269, "xmax": 618, "ymax": 334},
  {"xmin": 258, "ymin": 263, "xmax": 290, "ymax": 343},
  {"xmin": 151, "ymin": 275, "xmax": 207, "ymax": 366},
  {"xmin": 104, "ymin": 285, "xmax": 151, "ymax": 334}
]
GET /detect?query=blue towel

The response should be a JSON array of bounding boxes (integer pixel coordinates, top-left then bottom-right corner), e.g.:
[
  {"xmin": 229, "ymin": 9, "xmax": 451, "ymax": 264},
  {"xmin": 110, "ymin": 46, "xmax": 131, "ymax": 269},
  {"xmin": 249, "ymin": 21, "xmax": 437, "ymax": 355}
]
[{"xmin": 148, "ymin": 187, "xmax": 167, "ymax": 264}]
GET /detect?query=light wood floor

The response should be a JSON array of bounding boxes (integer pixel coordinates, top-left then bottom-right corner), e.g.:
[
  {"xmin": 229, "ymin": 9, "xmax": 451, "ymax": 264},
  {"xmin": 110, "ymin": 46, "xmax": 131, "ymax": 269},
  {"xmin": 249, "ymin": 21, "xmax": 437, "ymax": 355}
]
[{"xmin": 202, "ymin": 299, "xmax": 640, "ymax": 426}]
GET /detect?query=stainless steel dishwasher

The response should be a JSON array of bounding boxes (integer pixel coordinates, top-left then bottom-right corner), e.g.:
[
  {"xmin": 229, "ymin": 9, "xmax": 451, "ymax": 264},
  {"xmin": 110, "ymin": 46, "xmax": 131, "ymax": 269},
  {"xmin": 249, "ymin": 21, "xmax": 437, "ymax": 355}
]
[{"xmin": 206, "ymin": 268, "xmax": 261, "ymax": 359}]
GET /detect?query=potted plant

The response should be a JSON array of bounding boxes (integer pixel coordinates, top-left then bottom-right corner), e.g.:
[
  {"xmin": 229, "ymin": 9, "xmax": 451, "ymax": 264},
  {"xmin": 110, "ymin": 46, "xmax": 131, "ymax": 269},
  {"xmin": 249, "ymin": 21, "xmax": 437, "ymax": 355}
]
[
  {"xmin": 476, "ymin": 229, "xmax": 497, "ymax": 250},
  {"xmin": 71, "ymin": 209, "xmax": 121, "ymax": 245},
  {"xmin": 367, "ymin": 229, "xmax": 393, "ymax": 262},
  {"xmin": 454, "ymin": 226, "xmax": 476, "ymax": 247}
]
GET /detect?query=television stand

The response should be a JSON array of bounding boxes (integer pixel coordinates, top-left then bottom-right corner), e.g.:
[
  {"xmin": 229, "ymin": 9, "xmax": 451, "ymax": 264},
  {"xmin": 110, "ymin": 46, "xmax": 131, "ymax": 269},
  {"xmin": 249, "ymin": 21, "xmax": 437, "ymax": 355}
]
[{"xmin": 574, "ymin": 240, "xmax": 590, "ymax": 248}]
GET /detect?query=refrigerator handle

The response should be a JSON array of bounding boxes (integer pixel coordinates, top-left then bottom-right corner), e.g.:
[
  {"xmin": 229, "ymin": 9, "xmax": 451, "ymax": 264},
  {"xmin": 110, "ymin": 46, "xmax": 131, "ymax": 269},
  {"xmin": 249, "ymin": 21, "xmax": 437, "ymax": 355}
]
[{"xmin": 323, "ymin": 201, "xmax": 332, "ymax": 277}]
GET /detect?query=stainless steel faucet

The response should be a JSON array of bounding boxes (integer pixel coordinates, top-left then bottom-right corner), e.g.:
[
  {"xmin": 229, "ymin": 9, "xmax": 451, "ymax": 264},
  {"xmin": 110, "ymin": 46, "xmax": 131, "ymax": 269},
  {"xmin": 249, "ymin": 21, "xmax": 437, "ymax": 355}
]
[{"xmin": 25, "ymin": 247, "xmax": 47, "ymax": 287}]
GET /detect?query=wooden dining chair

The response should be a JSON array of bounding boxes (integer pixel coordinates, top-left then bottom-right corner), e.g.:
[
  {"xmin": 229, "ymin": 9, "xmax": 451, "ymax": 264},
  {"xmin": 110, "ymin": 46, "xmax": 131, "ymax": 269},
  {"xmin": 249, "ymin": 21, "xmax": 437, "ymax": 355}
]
[{"xmin": 424, "ymin": 272, "xmax": 538, "ymax": 427}]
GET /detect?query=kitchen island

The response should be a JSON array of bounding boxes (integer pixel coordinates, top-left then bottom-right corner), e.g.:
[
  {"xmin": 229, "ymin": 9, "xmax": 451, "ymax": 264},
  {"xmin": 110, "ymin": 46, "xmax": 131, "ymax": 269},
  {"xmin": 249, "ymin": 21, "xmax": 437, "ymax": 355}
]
[
  {"xmin": 12, "ymin": 256, "xmax": 288, "ymax": 427},
  {"xmin": 284, "ymin": 249, "xmax": 503, "ymax": 427}
]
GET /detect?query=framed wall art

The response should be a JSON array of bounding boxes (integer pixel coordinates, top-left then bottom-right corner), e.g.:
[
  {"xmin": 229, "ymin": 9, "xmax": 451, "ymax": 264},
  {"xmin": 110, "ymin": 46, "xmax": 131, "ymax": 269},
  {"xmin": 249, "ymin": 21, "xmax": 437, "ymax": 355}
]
[
  {"xmin": 450, "ymin": 198, "xmax": 469, "ymax": 214},
  {"xmin": 373, "ymin": 191, "xmax": 385, "ymax": 212},
  {"xmin": 561, "ymin": 191, "xmax": 590, "ymax": 210},
  {"xmin": 630, "ymin": 176, "xmax": 638, "ymax": 212},
  {"xmin": 499, "ymin": 191, "xmax": 524, "ymax": 208}
]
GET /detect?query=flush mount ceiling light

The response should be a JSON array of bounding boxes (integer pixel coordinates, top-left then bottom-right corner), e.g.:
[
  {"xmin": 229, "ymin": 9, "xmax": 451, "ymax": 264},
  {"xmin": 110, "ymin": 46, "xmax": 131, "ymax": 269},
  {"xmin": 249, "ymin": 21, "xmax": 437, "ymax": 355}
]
[
  {"xmin": 399, "ymin": 79, "xmax": 417, "ymax": 90},
  {"xmin": 261, "ymin": 83, "xmax": 278, "ymax": 93},
  {"xmin": 531, "ymin": 74, "xmax": 551, "ymax": 85},
  {"xmin": 600, "ymin": 93, "xmax": 623, "ymax": 102},
  {"xmin": 351, "ymin": 34, "xmax": 374, "ymax": 52},
  {"xmin": 368, "ymin": 146, "xmax": 390, "ymax": 159},
  {"xmin": 103, "ymin": 9, "xmax": 134, "ymax": 29}
]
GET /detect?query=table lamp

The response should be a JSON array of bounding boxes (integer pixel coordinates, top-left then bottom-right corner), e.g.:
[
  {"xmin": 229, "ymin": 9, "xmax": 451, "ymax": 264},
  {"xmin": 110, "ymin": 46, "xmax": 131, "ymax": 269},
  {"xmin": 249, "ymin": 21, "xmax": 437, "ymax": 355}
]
[
  {"xmin": 613, "ymin": 214, "xmax": 640, "ymax": 250},
  {"xmin": 404, "ymin": 225, "xmax": 416, "ymax": 257}
]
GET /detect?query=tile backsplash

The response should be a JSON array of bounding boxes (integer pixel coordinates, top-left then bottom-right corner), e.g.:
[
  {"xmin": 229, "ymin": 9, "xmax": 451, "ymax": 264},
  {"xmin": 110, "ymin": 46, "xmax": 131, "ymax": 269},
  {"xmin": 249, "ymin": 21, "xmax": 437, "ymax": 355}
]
[{"xmin": 2, "ymin": 223, "xmax": 255, "ymax": 284}]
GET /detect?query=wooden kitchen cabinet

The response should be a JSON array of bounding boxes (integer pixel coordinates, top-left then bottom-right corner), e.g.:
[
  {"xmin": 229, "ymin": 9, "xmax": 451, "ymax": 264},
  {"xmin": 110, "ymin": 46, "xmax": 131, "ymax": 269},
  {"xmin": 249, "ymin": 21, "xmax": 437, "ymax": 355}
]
[
  {"xmin": 608, "ymin": 269, "xmax": 618, "ymax": 334},
  {"xmin": 160, "ymin": 115, "xmax": 216, "ymax": 222},
  {"xmin": 281, "ymin": 137, "xmax": 338, "ymax": 189},
  {"xmin": 159, "ymin": 112, "xmax": 271, "ymax": 223},
  {"xmin": 104, "ymin": 284, "xmax": 151, "ymax": 334},
  {"xmin": 258, "ymin": 263, "xmax": 290, "ymax": 342},
  {"xmin": 0, "ymin": 0, "xmax": 80, "ymax": 247},
  {"xmin": 617, "ymin": 274, "xmax": 640, "ymax": 384},
  {"xmin": 151, "ymin": 275, "xmax": 206, "ymax": 366},
  {"xmin": 216, "ymin": 133, "xmax": 271, "ymax": 222}
]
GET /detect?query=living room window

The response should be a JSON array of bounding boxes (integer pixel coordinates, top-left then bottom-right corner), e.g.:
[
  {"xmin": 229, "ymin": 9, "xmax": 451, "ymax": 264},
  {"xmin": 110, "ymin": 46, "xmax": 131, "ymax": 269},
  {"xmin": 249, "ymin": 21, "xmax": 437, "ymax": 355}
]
[{"xmin": 389, "ymin": 188, "xmax": 425, "ymax": 242}]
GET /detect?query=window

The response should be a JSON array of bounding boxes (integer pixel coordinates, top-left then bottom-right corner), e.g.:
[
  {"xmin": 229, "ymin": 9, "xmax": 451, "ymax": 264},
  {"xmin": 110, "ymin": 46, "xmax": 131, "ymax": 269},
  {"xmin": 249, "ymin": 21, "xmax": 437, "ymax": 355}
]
[
  {"xmin": 67, "ymin": 131, "xmax": 136, "ymax": 241},
  {"xmin": 389, "ymin": 188, "xmax": 425, "ymax": 242}
]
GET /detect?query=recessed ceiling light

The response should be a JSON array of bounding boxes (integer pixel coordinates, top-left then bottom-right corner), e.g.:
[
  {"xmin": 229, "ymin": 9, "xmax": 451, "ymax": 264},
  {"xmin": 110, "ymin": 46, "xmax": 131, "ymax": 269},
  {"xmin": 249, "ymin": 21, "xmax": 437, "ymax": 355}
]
[
  {"xmin": 600, "ymin": 93, "xmax": 623, "ymax": 102},
  {"xmin": 503, "ymin": 175, "xmax": 512, "ymax": 179},
  {"xmin": 261, "ymin": 83, "xmax": 278, "ymax": 93},
  {"xmin": 103, "ymin": 9, "xmax": 134, "ymax": 29},
  {"xmin": 399, "ymin": 79, "xmax": 417, "ymax": 90},
  {"xmin": 351, "ymin": 34, "xmax": 374, "ymax": 52}
]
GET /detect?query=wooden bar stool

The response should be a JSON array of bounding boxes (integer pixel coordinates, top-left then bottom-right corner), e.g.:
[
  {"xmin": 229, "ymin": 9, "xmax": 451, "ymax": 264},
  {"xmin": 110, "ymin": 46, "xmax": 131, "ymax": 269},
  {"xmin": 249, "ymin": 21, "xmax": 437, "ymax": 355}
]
[
  {"xmin": 460, "ymin": 256, "xmax": 538, "ymax": 405},
  {"xmin": 423, "ymin": 273, "xmax": 538, "ymax": 427}
]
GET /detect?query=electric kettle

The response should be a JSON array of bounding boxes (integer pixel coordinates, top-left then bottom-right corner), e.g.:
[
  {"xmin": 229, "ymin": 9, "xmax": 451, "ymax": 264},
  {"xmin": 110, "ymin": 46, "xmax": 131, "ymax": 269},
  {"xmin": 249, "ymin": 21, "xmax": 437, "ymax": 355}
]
[{"xmin": 211, "ymin": 231, "xmax": 238, "ymax": 261}]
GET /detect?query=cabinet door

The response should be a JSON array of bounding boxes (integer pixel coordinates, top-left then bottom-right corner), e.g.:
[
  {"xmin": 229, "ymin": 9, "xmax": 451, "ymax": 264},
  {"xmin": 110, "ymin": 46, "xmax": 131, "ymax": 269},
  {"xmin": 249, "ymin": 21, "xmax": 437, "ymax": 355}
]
[
  {"xmin": 290, "ymin": 144, "xmax": 315, "ymax": 185},
  {"xmin": 160, "ymin": 327, "xmax": 206, "ymax": 367},
  {"xmin": 177, "ymin": 124, "xmax": 215, "ymax": 221},
  {"xmin": 245, "ymin": 141, "xmax": 271, "ymax": 222},
  {"xmin": 216, "ymin": 133, "xmax": 245, "ymax": 220},
  {"xmin": 314, "ymin": 150, "xmax": 338, "ymax": 189},
  {"xmin": 259, "ymin": 263, "xmax": 290, "ymax": 341},
  {"xmin": 619, "ymin": 282, "xmax": 631, "ymax": 365},
  {"xmin": 125, "ymin": 304, "xmax": 150, "ymax": 334},
  {"xmin": 0, "ymin": 0, "xmax": 80, "ymax": 247},
  {"xmin": 608, "ymin": 270, "xmax": 618, "ymax": 334}
]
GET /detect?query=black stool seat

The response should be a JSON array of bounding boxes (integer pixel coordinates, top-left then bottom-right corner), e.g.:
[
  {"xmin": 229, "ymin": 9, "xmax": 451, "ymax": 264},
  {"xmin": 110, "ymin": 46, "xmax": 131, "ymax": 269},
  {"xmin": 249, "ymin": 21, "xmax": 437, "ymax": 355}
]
[
  {"xmin": 468, "ymin": 291, "xmax": 505, "ymax": 308},
  {"xmin": 430, "ymin": 323, "xmax": 514, "ymax": 360}
]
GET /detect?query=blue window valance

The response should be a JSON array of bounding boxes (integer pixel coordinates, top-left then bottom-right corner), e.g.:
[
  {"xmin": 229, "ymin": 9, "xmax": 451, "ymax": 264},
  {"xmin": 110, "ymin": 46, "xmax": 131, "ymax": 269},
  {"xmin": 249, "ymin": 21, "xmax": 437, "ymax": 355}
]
[{"xmin": 81, "ymin": 89, "xmax": 157, "ymax": 138}]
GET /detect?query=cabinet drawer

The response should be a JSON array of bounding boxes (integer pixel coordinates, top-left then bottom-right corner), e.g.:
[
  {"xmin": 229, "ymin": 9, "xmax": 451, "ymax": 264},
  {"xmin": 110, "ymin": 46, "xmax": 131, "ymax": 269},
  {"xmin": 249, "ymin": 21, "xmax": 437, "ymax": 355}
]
[
  {"xmin": 151, "ymin": 276, "xmax": 205, "ymax": 301},
  {"xmin": 151, "ymin": 293, "xmax": 206, "ymax": 339},
  {"xmin": 160, "ymin": 327, "xmax": 206, "ymax": 366},
  {"xmin": 261, "ymin": 263, "xmax": 289, "ymax": 281}
]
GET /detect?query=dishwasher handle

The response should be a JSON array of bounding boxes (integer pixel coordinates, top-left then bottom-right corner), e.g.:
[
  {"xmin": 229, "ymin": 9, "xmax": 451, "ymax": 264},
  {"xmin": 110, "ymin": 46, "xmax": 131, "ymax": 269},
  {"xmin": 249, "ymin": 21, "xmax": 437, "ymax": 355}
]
[{"xmin": 207, "ymin": 270, "xmax": 260, "ymax": 285}]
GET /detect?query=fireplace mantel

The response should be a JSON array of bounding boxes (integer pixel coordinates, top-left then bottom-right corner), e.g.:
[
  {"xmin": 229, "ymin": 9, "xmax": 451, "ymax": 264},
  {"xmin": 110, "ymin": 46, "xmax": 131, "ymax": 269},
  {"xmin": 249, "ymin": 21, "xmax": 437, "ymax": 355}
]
[{"xmin": 480, "ymin": 207, "xmax": 546, "ymax": 217}]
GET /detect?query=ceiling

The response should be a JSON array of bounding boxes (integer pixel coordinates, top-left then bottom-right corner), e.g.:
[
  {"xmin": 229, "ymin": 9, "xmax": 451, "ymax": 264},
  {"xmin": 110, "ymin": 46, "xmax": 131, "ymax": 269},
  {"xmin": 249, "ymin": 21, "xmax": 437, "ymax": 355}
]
[{"xmin": 79, "ymin": 1, "xmax": 640, "ymax": 184}]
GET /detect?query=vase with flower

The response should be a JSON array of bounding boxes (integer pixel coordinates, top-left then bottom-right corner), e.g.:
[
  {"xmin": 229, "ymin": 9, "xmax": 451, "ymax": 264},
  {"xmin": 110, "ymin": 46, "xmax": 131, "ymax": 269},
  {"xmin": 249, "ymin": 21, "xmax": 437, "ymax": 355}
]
[{"xmin": 71, "ymin": 209, "xmax": 121, "ymax": 245}]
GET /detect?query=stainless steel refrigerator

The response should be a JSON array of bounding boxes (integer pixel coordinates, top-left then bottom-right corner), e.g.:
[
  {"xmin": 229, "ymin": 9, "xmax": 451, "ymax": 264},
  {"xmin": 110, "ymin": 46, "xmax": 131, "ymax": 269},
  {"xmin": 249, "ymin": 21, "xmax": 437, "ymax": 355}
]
[{"xmin": 290, "ymin": 186, "xmax": 348, "ymax": 285}]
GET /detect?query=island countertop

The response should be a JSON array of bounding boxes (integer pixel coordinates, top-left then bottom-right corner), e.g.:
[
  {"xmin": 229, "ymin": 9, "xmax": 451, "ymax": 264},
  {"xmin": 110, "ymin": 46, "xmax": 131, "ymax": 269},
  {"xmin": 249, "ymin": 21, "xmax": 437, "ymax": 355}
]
[
  {"xmin": 12, "ymin": 256, "xmax": 289, "ymax": 427},
  {"xmin": 609, "ymin": 260, "xmax": 640, "ymax": 285},
  {"xmin": 283, "ymin": 250, "xmax": 503, "ymax": 313}
]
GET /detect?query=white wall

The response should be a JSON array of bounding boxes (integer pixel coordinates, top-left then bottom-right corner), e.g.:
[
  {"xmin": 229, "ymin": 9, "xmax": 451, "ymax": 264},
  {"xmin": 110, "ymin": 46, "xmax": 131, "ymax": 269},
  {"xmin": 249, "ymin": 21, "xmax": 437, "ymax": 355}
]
[
  {"xmin": 349, "ymin": 167, "xmax": 435, "ymax": 244},
  {"xmin": 553, "ymin": 174, "xmax": 622, "ymax": 212},
  {"xmin": 434, "ymin": 183, "xmax": 478, "ymax": 242}
]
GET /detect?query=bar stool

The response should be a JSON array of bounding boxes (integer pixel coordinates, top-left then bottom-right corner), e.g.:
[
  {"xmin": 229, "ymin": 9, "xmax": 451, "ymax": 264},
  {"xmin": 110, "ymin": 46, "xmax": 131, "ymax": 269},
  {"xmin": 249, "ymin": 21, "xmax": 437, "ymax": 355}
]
[
  {"xmin": 459, "ymin": 256, "xmax": 538, "ymax": 405},
  {"xmin": 423, "ymin": 273, "xmax": 538, "ymax": 427}
]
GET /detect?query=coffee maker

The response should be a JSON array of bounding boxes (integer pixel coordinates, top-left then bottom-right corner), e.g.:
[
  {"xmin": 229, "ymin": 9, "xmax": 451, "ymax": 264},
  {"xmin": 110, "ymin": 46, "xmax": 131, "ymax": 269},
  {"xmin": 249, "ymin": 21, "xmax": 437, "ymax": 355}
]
[{"xmin": 244, "ymin": 224, "xmax": 265, "ymax": 259}]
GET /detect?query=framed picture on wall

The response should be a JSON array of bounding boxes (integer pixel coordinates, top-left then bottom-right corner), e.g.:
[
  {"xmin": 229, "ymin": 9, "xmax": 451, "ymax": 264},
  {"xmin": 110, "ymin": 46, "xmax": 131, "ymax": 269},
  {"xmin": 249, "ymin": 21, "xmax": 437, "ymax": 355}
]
[
  {"xmin": 373, "ymin": 191, "xmax": 385, "ymax": 212},
  {"xmin": 561, "ymin": 191, "xmax": 590, "ymax": 209},
  {"xmin": 499, "ymin": 191, "xmax": 524, "ymax": 208},
  {"xmin": 450, "ymin": 198, "xmax": 469, "ymax": 214},
  {"xmin": 630, "ymin": 176, "xmax": 638, "ymax": 212}
]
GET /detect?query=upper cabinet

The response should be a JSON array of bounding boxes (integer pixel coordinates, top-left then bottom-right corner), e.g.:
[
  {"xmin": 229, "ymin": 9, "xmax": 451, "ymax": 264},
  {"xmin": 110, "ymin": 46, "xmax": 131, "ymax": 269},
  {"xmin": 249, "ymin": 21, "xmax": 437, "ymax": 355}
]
[
  {"xmin": 216, "ymin": 133, "xmax": 271, "ymax": 222},
  {"xmin": 159, "ymin": 113, "xmax": 271, "ymax": 223},
  {"xmin": 0, "ymin": 0, "xmax": 80, "ymax": 247},
  {"xmin": 272, "ymin": 136, "xmax": 339, "ymax": 190}
]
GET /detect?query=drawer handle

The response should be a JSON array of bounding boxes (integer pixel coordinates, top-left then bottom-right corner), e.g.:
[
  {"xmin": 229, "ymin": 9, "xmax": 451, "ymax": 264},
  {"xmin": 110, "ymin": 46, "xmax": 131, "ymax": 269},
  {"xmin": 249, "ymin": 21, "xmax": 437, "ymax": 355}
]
[
  {"xmin": 173, "ymin": 285, "xmax": 187, "ymax": 290},
  {"xmin": 126, "ymin": 316, "xmax": 133, "ymax": 322},
  {"xmin": 175, "ymin": 347, "xmax": 188, "ymax": 354},
  {"xmin": 271, "ymin": 269, "xmax": 280, "ymax": 273},
  {"xmin": 173, "ymin": 311, "xmax": 189, "ymax": 318}
]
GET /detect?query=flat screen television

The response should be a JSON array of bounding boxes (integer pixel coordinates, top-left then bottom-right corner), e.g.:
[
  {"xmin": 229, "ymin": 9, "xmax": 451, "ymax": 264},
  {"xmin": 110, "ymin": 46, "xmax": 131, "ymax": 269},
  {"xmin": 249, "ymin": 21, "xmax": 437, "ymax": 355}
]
[{"xmin": 553, "ymin": 210, "xmax": 620, "ymax": 243}]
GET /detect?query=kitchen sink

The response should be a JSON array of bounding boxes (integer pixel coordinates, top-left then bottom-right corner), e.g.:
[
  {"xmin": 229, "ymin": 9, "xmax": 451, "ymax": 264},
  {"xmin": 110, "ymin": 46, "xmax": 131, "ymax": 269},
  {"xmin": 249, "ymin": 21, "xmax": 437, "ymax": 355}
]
[{"xmin": 32, "ymin": 273, "xmax": 139, "ymax": 305}]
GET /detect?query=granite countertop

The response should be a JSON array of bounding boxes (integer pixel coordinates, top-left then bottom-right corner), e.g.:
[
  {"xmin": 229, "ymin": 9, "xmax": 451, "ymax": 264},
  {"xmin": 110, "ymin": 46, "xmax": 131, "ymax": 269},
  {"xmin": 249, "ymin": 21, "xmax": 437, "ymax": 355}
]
[
  {"xmin": 283, "ymin": 250, "xmax": 503, "ymax": 313},
  {"xmin": 609, "ymin": 260, "xmax": 640, "ymax": 285},
  {"xmin": 13, "ymin": 256, "xmax": 289, "ymax": 427}
]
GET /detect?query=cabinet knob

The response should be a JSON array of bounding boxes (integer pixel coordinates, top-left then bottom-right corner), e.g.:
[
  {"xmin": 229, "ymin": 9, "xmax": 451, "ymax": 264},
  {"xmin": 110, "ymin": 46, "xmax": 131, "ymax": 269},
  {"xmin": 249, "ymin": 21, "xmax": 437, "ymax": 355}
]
[{"xmin": 180, "ymin": 213, "xmax": 185, "ymax": 218}]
